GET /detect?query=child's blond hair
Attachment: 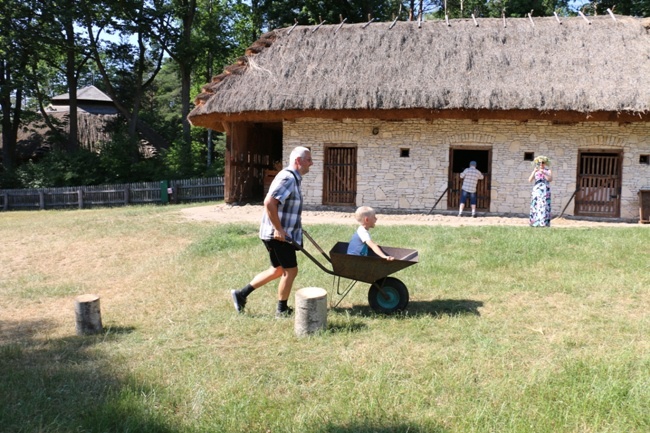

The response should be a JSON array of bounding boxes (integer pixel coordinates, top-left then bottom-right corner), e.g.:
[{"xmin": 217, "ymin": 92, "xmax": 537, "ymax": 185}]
[{"xmin": 354, "ymin": 206, "xmax": 376, "ymax": 223}]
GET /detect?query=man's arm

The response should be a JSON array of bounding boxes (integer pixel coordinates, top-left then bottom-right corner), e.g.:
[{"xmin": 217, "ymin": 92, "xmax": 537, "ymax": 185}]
[{"xmin": 264, "ymin": 195, "xmax": 287, "ymax": 241}]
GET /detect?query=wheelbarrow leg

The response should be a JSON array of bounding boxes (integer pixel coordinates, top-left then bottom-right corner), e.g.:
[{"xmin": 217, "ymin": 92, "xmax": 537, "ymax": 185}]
[{"xmin": 330, "ymin": 276, "xmax": 358, "ymax": 309}]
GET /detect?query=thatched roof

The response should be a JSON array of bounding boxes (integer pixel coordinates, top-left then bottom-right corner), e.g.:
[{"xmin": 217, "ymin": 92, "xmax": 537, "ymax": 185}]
[{"xmin": 189, "ymin": 15, "xmax": 650, "ymax": 131}]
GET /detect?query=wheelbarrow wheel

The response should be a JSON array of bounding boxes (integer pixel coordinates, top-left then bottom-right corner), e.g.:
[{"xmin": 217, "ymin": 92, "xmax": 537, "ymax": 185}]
[{"xmin": 368, "ymin": 277, "xmax": 409, "ymax": 314}]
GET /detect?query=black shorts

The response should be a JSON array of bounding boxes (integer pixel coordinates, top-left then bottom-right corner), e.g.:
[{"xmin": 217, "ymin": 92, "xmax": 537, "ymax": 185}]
[{"xmin": 262, "ymin": 239, "xmax": 298, "ymax": 269}]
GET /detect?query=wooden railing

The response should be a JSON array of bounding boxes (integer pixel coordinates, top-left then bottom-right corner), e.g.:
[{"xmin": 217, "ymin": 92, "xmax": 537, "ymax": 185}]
[{"xmin": 0, "ymin": 177, "xmax": 224, "ymax": 211}]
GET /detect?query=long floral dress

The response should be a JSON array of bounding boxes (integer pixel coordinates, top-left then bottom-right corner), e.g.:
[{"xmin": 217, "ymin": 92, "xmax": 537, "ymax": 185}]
[{"xmin": 530, "ymin": 169, "xmax": 551, "ymax": 227}]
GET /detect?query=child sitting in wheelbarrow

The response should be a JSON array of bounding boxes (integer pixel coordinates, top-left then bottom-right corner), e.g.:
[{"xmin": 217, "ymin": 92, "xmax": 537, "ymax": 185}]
[{"xmin": 347, "ymin": 206, "xmax": 394, "ymax": 261}]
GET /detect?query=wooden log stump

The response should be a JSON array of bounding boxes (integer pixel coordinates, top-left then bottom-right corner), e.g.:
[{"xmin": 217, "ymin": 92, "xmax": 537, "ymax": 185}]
[
  {"xmin": 75, "ymin": 294, "xmax": 103, "ymax": 335},
  {"xmin": 294, "ymin": 287, "xmax": 328, "ymax": 337}
]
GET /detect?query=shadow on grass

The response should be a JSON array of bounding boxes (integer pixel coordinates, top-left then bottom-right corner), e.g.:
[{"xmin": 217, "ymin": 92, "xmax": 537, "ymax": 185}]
[
  {"xmin": 325, "ymin": 318, "xmax": 368, "ymax": 333},
  {"xmin": 0, "ymin": 319, "xmax": 178, "ymax": 433},
  {"xmin": 406, "ymin": 299, "xmax": 484, "ymax": 316},
  {"xmin": 332, "ymin": 298, "xmax": 483, "ymax": 318},
  {"xmin": 318, "ymin": 421, "xmax": 448, "ymax": 433}
]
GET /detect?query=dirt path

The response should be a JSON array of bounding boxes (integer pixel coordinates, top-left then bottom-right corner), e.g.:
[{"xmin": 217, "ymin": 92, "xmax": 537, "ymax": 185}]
[{"xmin": 180, "ymin": 203, "xmax": 638, "ymax": 228}]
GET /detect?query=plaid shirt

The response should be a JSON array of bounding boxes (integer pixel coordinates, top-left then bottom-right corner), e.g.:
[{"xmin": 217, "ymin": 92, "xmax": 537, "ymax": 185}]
[
  {"xmin": 460, "ymin": 167, "xmax": 484, "ymax": 193},
  {"xmin": 259, "ymin": 169, "xmax": 303, "ymax": 244}
]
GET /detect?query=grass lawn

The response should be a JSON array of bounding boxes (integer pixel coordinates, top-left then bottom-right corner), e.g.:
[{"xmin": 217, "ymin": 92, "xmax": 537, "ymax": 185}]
[{"xmin": 1, "ymin": 203, "xmax": 648, "ymax": 433}]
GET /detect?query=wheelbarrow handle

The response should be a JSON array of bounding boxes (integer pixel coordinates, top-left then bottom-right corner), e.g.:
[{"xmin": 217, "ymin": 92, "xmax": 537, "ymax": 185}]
[
  {"xmin": 303, "ymin": 230, "xmax": 333, "ymax": 264},
  {"xmin": 286, "ymin": 234, "xmax": 336, "ymax": 277}
]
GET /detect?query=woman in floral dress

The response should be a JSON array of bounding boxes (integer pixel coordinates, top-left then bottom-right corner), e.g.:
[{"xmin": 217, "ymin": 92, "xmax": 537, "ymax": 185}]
[{"xmin": 528, "ymin": 156, "xmax": 553, "ymax": 227}]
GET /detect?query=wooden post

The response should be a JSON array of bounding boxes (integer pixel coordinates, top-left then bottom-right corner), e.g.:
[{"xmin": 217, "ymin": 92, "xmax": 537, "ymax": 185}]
[
  {"xmin": 39, "ymin": 190, "xmax": 45, "ymax": 210},
  {"xmin": 294, "ymin": 287, "xmax": 328, "ymax": 337},
  {"xmin": 75, "ymin": 294, "xmax": 103, "ymax": 335},
  {"xmin": 77, "ymin": 190, "xmax": 84, "ymax": 209}
]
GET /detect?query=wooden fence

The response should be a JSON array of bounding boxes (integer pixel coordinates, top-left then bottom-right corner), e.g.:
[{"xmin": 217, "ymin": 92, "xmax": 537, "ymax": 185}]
[{"xmin": 0, "ymin": 177, "xmax": 224, "ymax": 211}]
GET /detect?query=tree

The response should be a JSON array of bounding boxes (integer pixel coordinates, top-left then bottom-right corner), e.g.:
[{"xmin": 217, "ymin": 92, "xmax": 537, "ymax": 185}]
[
  {"xmin": 429, "ymin": 0, "xmax": 568, "ymax": 18},
  {"xmin": 190, "ymin": 0, "xmax": 254, "ymax": 171},
  {"xmin": 578, "ymin": 0, "xmax": 650, "ymax": 16},
  {"xmin": 0, "ymin": 0, "xmax": 35, "ymax": 171},
  {"xmin": 32, "ymin": 0, "xmax": 97, "ymax": 152},
  {"xmin": 82, "ymin": 0, "xmax": 169, "ymax": 154},
  {"xmin": 258, "ymin": 0, "xmax": 408, "ymax": 30}
]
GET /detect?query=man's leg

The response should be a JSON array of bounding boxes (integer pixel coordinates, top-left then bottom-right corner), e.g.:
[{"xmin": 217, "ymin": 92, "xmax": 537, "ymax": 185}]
[
  {"xmin": 276, "ymin": 266, "xmax": 298, "ymax": 316},
  {"xmin": 251, "ymin": 266, "xmax": 285, "ymax": 288},
  {"xmin": 277, "ymin": 266, "xmax": 298, "ymax": 301},
  {"xmin": 470, "ymin": 193, "xmax": 477, "ymax": 217},
  {"xmin": 232, "ymin": 266, "xmax": 284, "ymax": 313},
  {"xmin": 459, "ymin": 190, "xmax": 467, "ymax": 216}
]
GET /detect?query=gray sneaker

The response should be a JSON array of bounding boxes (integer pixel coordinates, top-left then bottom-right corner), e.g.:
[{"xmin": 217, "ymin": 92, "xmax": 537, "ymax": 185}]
[
  {"xmin": 231, "ymin": 290, "xmax": 246, "ymax": 313},
  {"xmin": 275, "ymin": 307, "xmax": 293, "ymax": 319}
]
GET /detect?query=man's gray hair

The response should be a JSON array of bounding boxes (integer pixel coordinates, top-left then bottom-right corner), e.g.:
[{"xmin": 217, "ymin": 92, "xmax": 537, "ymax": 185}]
[{"xmin": 289, "ymin": 146, "xmax": 311, "ymax": 165}]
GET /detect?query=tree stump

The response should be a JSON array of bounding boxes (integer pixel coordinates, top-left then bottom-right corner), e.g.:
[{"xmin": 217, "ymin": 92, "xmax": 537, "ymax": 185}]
[
  {"xmin": 75, "ymin": 294, "xmax": 103, "ymax": 335},
  {"xmin": 294, "ymin": 287, "xmax": 328, "ymax": 337}
]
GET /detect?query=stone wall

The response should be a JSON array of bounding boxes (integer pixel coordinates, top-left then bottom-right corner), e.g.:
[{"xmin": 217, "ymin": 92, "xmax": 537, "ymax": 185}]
[{"xmin": 283, "ymin": 118, "xmax": 650, "ymax": 220}]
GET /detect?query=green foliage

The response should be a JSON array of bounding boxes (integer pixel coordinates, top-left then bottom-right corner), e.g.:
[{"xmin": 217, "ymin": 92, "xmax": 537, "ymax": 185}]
[
  {"xmin": 1, "ymin": 129, "xmax": 168, "ymax": 188},
  {"xmin": 580, "ymin": 0, "xmax": 650, "ymax": 16},
  {"xmin": 430, "ymin": 0, "xmax": 569, "ymax": 18},
  {"xmin": 98, "ymin": 129, "xmax": 168, "ymax": 183},
  {"xmin": 161, "ymin": 130, "xmax": 225, "ymax": 179},
  {"xmin": 141, "ymin": 61, "xmax": 183, "ymax": 144},
  {"xmin": 260, "ymin": 0, "xmax": 405, "ymax": 29},
  {"xmin": 12, "ymin": 149, "xmax": 104, "ymax": 188}
]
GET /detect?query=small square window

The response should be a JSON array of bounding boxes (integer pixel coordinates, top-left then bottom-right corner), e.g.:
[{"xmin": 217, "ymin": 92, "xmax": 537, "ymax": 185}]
[
  {"xmin": 640, "ymin": 155, "xmax": 649, "ymax": 165},
  {"xmin": 524, "ymin": 152, "xmax": 534, "ymax": 161},
  {"xmin": 400, "ymin": 148, "xmax": 410, "ymax": 158}
]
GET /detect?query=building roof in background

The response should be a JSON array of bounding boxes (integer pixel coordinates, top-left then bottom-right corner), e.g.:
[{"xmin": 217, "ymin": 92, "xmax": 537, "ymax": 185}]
[
  {"xmin": 189, "ymin": 15, "xmax": 650, "ymax": 130},
  {"xmin": 51, "ymin": 85, "xmax": 114, "ymax": 103},
  {"xmin": 47, "ymin": 85, "xmax": 118, "ymax": 114}
]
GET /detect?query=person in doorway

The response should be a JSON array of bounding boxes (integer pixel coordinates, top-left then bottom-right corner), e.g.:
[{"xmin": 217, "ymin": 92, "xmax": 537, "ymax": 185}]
[
  {"xmin": 458, "ymin": 161, "xmax": 484, "ymax": 217},
  {"xmin": 347, "ymin": 206, "xmax": 394, "ymax": 261},
  {"xmin": 231, "ymin": 146, "xmax": 313, "ymax": 318},
  {"xmin": 528, "ymin": 155, "xmax": 553, "ymax": 227}
]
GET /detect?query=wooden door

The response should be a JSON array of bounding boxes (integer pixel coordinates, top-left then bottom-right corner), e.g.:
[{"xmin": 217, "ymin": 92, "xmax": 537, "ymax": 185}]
[
  {"xmin": 575, "ymin": 152, "xmax": 622, "ymax": 218},
  {"xmin": 323, "ymin": 146, "xmax": 357, "ymax": 206},
  {"xmin": 448, "ymin": 149, "xmax": 491, "ymax": 211}
]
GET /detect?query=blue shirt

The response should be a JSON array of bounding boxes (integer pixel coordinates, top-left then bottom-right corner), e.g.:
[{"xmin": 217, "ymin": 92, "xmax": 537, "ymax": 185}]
[
  {"xmin": 347, "ymin": 226, "xmax": 371, "ymax": 256},
  {"xmin": 259, "ymin": 169, "xmax": 303, "ymax": 244}
]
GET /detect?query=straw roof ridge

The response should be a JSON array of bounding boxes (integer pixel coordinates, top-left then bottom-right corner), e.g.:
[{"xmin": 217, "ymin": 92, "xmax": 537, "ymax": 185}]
[
  {"xmin": 189, "ymin": 15, "xmax": 650, "ymax": 127},
  {"xmin": 194, "ymin": 32, "xmax": 278, "ymax": 107}
]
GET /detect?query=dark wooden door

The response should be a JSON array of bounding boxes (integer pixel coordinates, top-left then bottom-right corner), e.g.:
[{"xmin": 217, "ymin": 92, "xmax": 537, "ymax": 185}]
[
  {"xmin": 323, "ymin": 146, "xmax": 356, "ymax": 206},
  {"xmin": 448, "ymin": 149, "xmax": 491, "ymax": 211},
  {"xmin": 575, "ymin": 152, "xmax": 622, "ymax": 218}
]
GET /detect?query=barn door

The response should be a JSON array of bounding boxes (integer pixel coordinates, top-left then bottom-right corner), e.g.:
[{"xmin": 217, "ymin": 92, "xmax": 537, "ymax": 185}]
[
  {"xmin": 323, "ymin": 146, "xmax": 357, "ymax": 206},
  {"xmin": 575, "ymin": 152, "xmax": 622, "ymax": 218}
]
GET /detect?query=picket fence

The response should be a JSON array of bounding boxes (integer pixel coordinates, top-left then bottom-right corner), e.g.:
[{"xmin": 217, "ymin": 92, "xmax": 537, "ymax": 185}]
[{"xmin": 0, "ymin": 177, "xmax": 224, "ymax": 211}]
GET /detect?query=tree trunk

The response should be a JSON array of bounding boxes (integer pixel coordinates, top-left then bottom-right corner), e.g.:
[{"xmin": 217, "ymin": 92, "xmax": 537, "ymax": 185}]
[
  {"xmin": 1, "ymin": 61, "xmax": 20, "ymax": 171},
  {"xmin": 65, "ymin": 19, "xmax": 79, "ymax": 152}
]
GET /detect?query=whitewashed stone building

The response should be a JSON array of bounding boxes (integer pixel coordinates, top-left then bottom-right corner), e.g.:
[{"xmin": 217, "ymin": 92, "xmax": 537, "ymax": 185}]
[{"xmin": 189, "ymin": 15, "xmax": 650, "ymax": 220}]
